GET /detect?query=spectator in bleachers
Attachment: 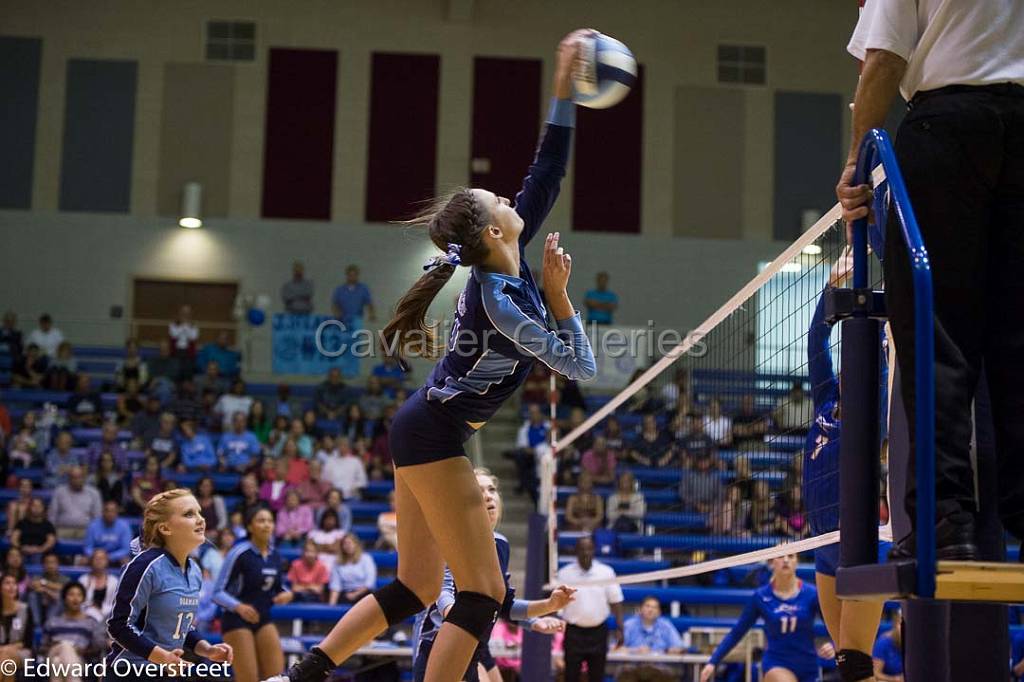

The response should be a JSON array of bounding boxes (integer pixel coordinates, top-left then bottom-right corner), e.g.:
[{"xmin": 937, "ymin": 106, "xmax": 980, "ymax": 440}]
[
  {"xmin": 732, "ymin": 394, "xmax": 768, "ymax": 447},
  {"xmin": 44, "ymin": 340, "xmax": 78, "ymax": 391},
  {"xmin": 214, "ymin": 379, "xmax": 253, "ymax": 431},
  {"xmin": 772, "ymin": 380, "xmax": 812, "ymax": 436},
  {"xmin": 301, "ymin": 408, "xmax": 324, "ymax": 440},
  {"xmin": 375, "ymin": 491, "xmax": 398, "ymax": 551},
  {"xmin": 12, "ymin": 343, "xmax": 47, "ymax": 389},
  {"xmin": 557, "ymin": 536, "xmax": 625, "ymax": 682},
  {"xmin": 0, "ymin": 572, "xmax": 33, "ymax": 679},
  {"xmin": 703, "ymin": 398, "xmax": 733, "ymax": 446},
  {"xmin": 288, "ymin": 539, "xmax": 329, "ymax": 603},
  {"xmin": 145, "ymin": 411, "xmax": 179, "ymax": 470},
  {"xmin": 194, "ymin": 359, "xmax": 229, "ymax": 397},
  {"xmin": 510, "ymin": 403, "xmax": 550, "ymax": 499},
  {"xmin": 331, "ymin": 264, "xmax": 376, "ymax": 325},
  {"xmin": 128, "ymin": 455, "xmax": 163, "ymax": 515},
  {"xmin": 0, "ymin": 311, "xmax": 23, "ymax": 362},
  {"xmin": 248, "ymin": 399, "xmax": 272, "ymax": 443},
  {"xmin": 45, "ymin": 431, "xmax": 80, "ymax": 488},
  {"xmin": 748, "ymin": 479, "xmax": 784, "ymax": 536},
  {"xmin": 626, "ymin": 414, "xmax": 673, "ymax": 468},
  {"xmin": 675, "ymin": 413, "xmax": 715, "ymax": 468},
  {"xmin": 195, "ymin": 476, "xmax": 227, "ymax": 533},
  {"xmin": 602, "ymin": 415, "xmax": 626, "ymax": 453},
  {"xmin": 731, "ymin": 455, "xmax": 755, "ymax": 502},
  {"xmin": 258, "ymin": 457, "xmax": 292, "ymax": 512},
  {"xmin": 42, "ymin": 582, "xmax": 106, "ymax": 674},
  {"xmin": 872, "ymin": 609, "xmax": 903, "ymax": 682},
  {"xmin": 321, "ymin": 438, "xmax": 367, "ymax": 500},
  {"xmin": 83, "ymin": 500, "xmax": 132, "ymax": 565},
  {"xmin": 197, "ymin": 331, "xmax": 240, "ymax": 378},
  {"xmin": 78, "ymin": 548, "xmax": 118, "ymax": 621},
  {"xmin": 367, "ymin": 406, "xmax": 395, "ymax": 480},
  {"xmin": 218, "ymin": 412, "xmax": 263, "ymax": 473},
  {"xmin": 91, "ymin": 451, "xmax": 125, "ymax": 506},
  {"xmin": 199, "ymin": 388, "xmax": 221, "ymax": 434},
  {"xmin": 565, "ymin": 472, "xmax": 604, "ymax": 533},
  {"xmin": 147, "ymin": 339, "xmax": 182, "ymax": 402},
  {"xmin": 279, "ymin": 439, "xmax": 310, "ymax": 485},
  {"xmin": 27, "ymin": 313, "xmax": 64, "ymax": 359},
  {"xmin": 281, "ymin": 260, "xmax": 314, "ymax": 315},
  {"xmin": 328, "ymin": 531, "xmax": 376, "ymax": 606},
  {"xmin": 560, "ymin": 407, "xmax": 592, "ymax": 451},
  {"xmin": 606, "ymin": 471, "xmax": 645, "ymax": 534},
  {"xmin": 371, "ymin": 355, "xmax": 406, "ymax": 393},
  {"xmin": 358, "ymin": 376, "xmax": 390, "ymax": 421},
  {"xmin": 28, "ymin": 552, "xmax": 68, "ymax": 622},
  {"xmin": 7, "ymin": 413, "xmax": 39, "ymax": 468},
  {"xmin": 520, "ymin": 362, "xmax": 550, "ymax": 407},
  {"xmin": 581, "ymin": 436, "xmax": 617, "ymax": 486},
  {"xmin": 114, "ymin": 377, "xmax": 144, "ymax": 424},
  {"xmin": 167, "ymin": 377, "xmax": 202, "ymax": 425},
  {"xmin": 179, "ymin": 418, "xmax": 217, "ymax": 473},
  {"xmin": 777, "ymin": 483, "xmax": 807, "ymax": 539},
  {"xmin": 276, "ymin": 489, "xmax": 314, "ymax": 547},
  {"xmin": 278, "ymin": 417, "xmax": 314, "ymax": 459},
  {"xmin": 314, "ymin": 367, "xmax": 353, "ymax": 421},
  {"xmin": 680, "ymin": 451, "xmax": 725, "ymax": 515},
  {"xmin": 584, "ymin": 271, "xmax": 618, "ymax": 325},
  {"xmin": 712, "ymin": 485, "xmax": 748, "ymax": 537},
  {"xmin": 342, "ymin": 404, "xmax": 369, "ymax": 442},
  {"xmin": 4, "ymin": 479, "xmax": 33, "ymax": 538},
  {"xmin": 310, "ymin": 508, "xmax": 345, "ymax": 575},
  {"xmin": 85, "ymin": 421, "xmax": 129, "ymax": 470},
  {"xmin": 272, "ymin": 383, "xmax": 302, "ymax": 421},
  {"xmin": 624, "ymin": 368, "xmax": 661, "ymax": 414},
  {"xmin": 167, "ymin": 304, "xmax": 199, "ymax": 363},
  {"xmin": 660, "ymin": 368, "xmax": 691, "ymax": 413},
  {"xmin": 12, "ymin": 498, "xmax": 56, "ymax": 562},
  {"xmin": 113, "ymin": 339, "xmax": 148, "ymax": 391},
  {"xmin": 49, "ymin": 466, "xmax": 102, "ymax": 540},
  {"xmin": 619, "ymin": 596, "xmax": 685, "ymax": 682},
  {"xmin": 65, "ymin": 373, "xmax": 102, "ymax": 428},
  {"xmin": 294, "ymin": 459, "xmax": 332, "ymax": 510},
  {"xmin": 232, "ymin": 473, "xmax": 266, "ymax": 522},
  {"xmin": 200, "ymin": 528, "xmax": 234, "ymax": 580},
  {"xmin": 129, "ymin": 394, "xmax": 162, "ymax": 445}
]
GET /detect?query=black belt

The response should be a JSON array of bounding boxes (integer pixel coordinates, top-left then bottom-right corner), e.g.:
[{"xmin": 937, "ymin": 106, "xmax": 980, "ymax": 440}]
[
  {"xmin": 909, "ymin": 81, "xmax": 1024, "ymax": 108},
  {"xmin": 566, "ymin": 623, "xmax": 607, "ymax": 631}
]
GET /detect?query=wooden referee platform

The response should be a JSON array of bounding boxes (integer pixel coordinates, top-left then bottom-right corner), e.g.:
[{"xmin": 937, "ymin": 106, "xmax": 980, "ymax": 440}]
[{"xmin": 837, "ymin": 560, "xmax": 1024, "ymax": 603}]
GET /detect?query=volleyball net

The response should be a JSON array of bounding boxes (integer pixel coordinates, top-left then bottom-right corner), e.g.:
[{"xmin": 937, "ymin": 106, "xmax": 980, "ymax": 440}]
[{"xmin": 542, "ymin": 168, "xmax": 889, "ymax": 587}]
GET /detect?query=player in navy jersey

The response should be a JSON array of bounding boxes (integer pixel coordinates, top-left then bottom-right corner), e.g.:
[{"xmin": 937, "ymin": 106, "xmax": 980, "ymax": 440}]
[
  {"xmin": 213, "ymin": 508, "xmax": 293, "ymax": 682},
  {"xmin": 106, "ymin": 489, "xmax": 233, "ymax": 678},
  {"xmin": 266, "ymin": 30, "xmax": 595, "ymax": 682},
  {"xmin": 412, "ymin": 468, "xmax": 572, "ymax": 682},
  {"xmin": 701, "ymin": 555, "xmax": 829, "ymax": 682}
]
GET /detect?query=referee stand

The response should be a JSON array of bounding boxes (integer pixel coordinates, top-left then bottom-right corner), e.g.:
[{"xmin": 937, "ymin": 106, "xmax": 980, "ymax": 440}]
[{"xmin": 835, "ymin": 129, "xmax": 1022, "ymax": 681}]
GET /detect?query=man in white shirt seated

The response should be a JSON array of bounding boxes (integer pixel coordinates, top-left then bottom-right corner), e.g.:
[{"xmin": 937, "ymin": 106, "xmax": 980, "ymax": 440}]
[
  {"xmin": 27, "ymin": 313, "xmax": 64, "ymax": 358},
  {"xmin": 319, "ymin": 437, "xmax": 368, "ymax": 500}
]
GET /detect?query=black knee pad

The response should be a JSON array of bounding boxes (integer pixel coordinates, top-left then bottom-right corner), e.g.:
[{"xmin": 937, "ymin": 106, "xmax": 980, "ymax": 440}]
[
  {"xmin": 836, "ymin": 648, "xmax": 874, "ymax": 682},
  {"xmin": 445, "ymin": 591, "xmax": 501, "ymax": 642},
  {"xmin": 373, "ymin": 579, "xmax": 426, "ymax": 626}
]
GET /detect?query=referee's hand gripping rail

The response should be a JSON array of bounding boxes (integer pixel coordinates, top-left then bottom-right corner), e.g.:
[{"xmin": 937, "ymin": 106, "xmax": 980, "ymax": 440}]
[{"xmin": 835, "ymin": 128, "xmax": 938, "ymax": 600}]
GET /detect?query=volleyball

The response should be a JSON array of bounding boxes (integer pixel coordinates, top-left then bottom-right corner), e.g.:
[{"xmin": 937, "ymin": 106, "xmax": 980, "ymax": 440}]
[{"xmin": 571, "ymin": 32, "xmax": 637, "ymax": 109}]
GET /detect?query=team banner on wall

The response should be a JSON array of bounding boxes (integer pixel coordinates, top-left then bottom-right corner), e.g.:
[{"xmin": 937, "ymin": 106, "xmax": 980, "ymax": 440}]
[{"xmin": 271, "ymin": 314, "xmax": 359, "ymax": 377}]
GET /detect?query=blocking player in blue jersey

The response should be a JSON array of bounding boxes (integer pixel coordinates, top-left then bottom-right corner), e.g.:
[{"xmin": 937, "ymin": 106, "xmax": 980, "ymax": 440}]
[
  {"xmin": 213, "ymin": 507, "xmax": 293, "ymax": 682},
  {"xmin": 412, "ymin": 468, "xmax": 572, "ymax": 682},
  {"xmin": 701, "ymin": 555, "xmax": 828, "ymax": 682},
  {"xmin": 266, "ymin": 31, "xmax": 596, "ymax": 682},
  {"xmin": 106, "ymin": 489, "xmax": 233, "ymax": 677}
]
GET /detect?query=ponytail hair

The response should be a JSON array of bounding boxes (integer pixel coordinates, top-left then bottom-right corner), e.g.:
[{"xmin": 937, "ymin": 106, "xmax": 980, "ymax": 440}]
[
  {"xmin": 383, "ymin": 188, "xmax": 492, "ymax": 360},
  {"xmin": 141, "ymin": 488, "xmax": 195, "ymax": 549}
]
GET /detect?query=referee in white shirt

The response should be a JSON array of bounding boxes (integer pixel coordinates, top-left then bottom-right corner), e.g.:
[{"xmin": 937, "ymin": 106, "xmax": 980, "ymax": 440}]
[
  {"xmin": 838, "ymin": 0, "xmax": 1024, "ymax": 560},
  {"xmin": 557, "ymin": 536, "xmax": 625, "ymax": 682}
]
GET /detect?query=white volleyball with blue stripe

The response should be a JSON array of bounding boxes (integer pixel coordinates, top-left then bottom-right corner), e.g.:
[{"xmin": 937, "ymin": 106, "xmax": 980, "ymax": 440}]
[{"xmin": 572, "ymin": 32, "xmax": 637, "ymax": 109}]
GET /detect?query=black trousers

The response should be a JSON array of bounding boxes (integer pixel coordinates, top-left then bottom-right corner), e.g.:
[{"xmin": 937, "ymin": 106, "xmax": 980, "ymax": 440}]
[
  {"xmin": 885, "ymin": 82, "xmax": 1024, "ymax": 529},
  {"xmin": 564, "ymin": 623, "xmax": 608, "ymax": 682}
]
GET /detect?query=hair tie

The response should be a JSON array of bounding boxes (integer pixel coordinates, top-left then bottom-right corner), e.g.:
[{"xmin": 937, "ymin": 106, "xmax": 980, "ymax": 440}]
[{"xmin": 423, "ymin": 243, "xmax": 462, "ymax": 272}]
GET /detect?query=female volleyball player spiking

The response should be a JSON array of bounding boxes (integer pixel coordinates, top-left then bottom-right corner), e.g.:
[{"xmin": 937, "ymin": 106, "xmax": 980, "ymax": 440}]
[
  {"xmin": 412, "ymin": 468, "xmax": 574, "ymax": 682},
  {"xmin": 266, "ymin": 29, "xmax": 596, "ymax": 682},
  {"xmin": 701, "ymin": 555, "xmax": 830, "ymax": 682},
  {"xmin": 106, "ymin": 489, "xmax": 234, "ymax": 678}
]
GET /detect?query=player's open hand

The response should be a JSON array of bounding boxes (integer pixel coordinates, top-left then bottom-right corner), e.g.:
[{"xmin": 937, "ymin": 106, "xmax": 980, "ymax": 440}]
[
  {"xmin": 554, "ymin": 29, "xmax": 595, "ymax": 99},
  {"xmin": 547, "ymin": 585, "xmax": 577, "ymax": 611},
  {"xmin": 197, "ymin": 641, "xmax": 234, "ymax": 664},
  {"xmin": 530, "ymin": 617, "xmax": 565, "ymax": 635},
  {"xmin": 542, "ymin": 232, "xmax": 572, "ymax": 297},
  {"xmin": 236, "ymin": 603, "xmax": 260, "ymax": 623}
]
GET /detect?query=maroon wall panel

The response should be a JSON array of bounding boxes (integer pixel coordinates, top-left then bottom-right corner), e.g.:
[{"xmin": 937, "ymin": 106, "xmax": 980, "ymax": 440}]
[
  {"xmin": 365, "ymin": 53, "xmax": 440, "ymax": 222},
  {"xmin": 261, "ymin": 48, "xmax": 338, "ymax": 220},
  {"xmin": 470, "ymin": 57, "xmax": 542, "ymax": 201},
  {"xmin": 571, "ymin": 65, "xmax": 644, "ymax": 233}
]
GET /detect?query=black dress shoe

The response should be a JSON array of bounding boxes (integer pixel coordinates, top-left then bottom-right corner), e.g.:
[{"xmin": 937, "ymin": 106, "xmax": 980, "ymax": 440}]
[{"xmin": 888, "ymin": 514, "xmax": 978, "ymax": 561}]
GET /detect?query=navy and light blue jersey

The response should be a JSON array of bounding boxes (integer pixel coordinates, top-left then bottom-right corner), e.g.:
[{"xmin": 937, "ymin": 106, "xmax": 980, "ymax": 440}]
[
  {"xmin": 423, "ymin": 103, "xmax": 596, "ymax": 424},
  {"xmin": 804, "ymin": 292, "xmax": 841, "ymax": 535},
  {"xmin": 106, "ymin": 547, "xmax": 203, "ymax": 665},
  {"xmin": 709, "ymin": 581, "xmax": 820, "ymax": 675},
  {"xmin": 212, "ymin": 540, "xmax": 284, "ymax": 615}
]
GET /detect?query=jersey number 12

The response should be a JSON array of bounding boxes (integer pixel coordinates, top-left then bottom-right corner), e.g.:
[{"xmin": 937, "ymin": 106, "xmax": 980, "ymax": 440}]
[{"xmin": 173, "ymin": 611, "xmax": 195, "ymax": 639}]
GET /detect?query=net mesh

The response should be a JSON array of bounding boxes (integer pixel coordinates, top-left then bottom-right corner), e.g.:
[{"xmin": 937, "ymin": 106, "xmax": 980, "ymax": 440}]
[{"xmin": 545, "ymin": 189, "xmax": 887, "ymax": 586}]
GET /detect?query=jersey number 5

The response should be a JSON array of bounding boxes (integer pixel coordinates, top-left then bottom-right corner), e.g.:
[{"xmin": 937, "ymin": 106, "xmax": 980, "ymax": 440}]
[
  {"xmin": 780, "ymin": 616, "xmax": 798, "ymax": 634},
  {"xmin": 173, "ymin": 611, "xmax": 195, "ymax": 639}
]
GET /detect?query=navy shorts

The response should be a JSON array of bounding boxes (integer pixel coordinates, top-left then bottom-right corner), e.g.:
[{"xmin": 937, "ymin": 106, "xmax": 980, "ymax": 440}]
[
  {"xmin": 815, "ymin": 541, "xmax": 892, "ymax": 577},
  {"xmin": 220, "ymin": 608, "xmax": 273, "ymax": 634},
  {"xmin": 390, "ymin": 388, "xmax": 477, "ymax": 467}
]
